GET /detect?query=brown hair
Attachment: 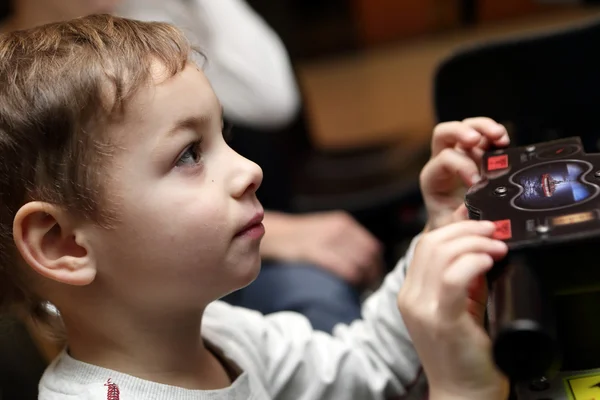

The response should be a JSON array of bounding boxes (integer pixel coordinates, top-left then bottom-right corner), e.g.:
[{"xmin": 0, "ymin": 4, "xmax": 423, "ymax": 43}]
[{"xmin": 0, "ymin": 14, "xmax": 192, "ymax": 324}]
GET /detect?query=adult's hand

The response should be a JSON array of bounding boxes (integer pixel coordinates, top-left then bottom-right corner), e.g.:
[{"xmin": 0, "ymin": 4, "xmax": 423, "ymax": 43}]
[{"xmin": 260, "ymin": 211, "xmax": 383, "ymax": 287}]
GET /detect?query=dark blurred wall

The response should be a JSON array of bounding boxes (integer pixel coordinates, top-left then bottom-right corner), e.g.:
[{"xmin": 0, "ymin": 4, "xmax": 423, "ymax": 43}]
[
  {"xmin": 247, "ymin": 0, "xmax": 590, "ymax": 60},
  {"xmin": 247, "ymin": 0, "xmax": 357, "ymax": 60},
  {"xmin": 0, "ymin": 1, "xmax": 11, "ymax": 22}
]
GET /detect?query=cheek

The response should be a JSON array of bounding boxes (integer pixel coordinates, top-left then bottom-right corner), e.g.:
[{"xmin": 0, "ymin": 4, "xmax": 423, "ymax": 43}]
[
  {"xmin": 163, "ymin": 203, "xmax": 229, "ymax": 254},
  {"xmin": 101, "ymin": 164, "xmax": 231, "ymax": 264},
  {"xmin": 95, "ymin": 197, "xmax": 230, "ymax": 286},
  {"xmin": 121, "ymin": 189, "xmax": 230, "ymax": 257},
  {"xmin": 145, "ymin": 190, "xmax": 226, "ymax": 229}
]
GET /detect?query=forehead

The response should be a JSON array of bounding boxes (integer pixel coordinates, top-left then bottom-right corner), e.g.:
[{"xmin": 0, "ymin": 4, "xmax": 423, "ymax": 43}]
[{"xmin": 108, "ymin": 62, "xmax": 219, "ymax": 145}]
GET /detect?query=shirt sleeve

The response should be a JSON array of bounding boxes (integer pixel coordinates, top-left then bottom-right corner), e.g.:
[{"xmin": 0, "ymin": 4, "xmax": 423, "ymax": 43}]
[
  {"xmin": 117, "ymin": 0, "xmax": 301, "ymax": 130},
  {"xmin": 207, "ymin": 234, "xmax": 426, "ymax": 400}
]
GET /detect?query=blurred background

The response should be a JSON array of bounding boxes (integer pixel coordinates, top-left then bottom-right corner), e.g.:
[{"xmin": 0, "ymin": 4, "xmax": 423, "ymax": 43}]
[
  {"xmin": 238, "ymin": 0, "xmax": 600, "ymax": 255},
  {"xmin": 248, "ymin": 0, "xmax": 600, "ymax": 150}
]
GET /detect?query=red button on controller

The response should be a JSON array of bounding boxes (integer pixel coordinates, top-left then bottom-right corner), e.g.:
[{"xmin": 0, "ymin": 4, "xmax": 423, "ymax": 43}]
[
  {"xmin": 487, "ymin": 154, "xmax": 509, "ymax": 171},
  {"xmin": 492, "ymin": 219, "xmax": 512, "ymax": 240}
]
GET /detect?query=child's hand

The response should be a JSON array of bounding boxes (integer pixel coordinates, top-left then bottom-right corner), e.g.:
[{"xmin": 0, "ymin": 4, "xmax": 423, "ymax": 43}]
[
  {"xmin": 421, "ymin": 117, "xmax": 509, "ymax": 230},
  {"xmin": 398, "ymin": 220, "xmax": 509, "ymax": 400}
]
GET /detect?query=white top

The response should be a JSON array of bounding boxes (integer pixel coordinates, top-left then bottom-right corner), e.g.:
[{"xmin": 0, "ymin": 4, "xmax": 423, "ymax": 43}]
[
  {"xmin": 38, "ymin": 236, "xmax": 427, "ymax": 399},
  {"xmin": 116, "ymin": 0, "xmax": 301, "ymax": 130}
]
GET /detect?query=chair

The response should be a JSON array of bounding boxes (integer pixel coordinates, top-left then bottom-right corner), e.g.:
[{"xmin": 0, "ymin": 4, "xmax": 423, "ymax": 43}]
[{"xmin": 434, "ymin": 14, "xmax": 600, "ymax": 151}]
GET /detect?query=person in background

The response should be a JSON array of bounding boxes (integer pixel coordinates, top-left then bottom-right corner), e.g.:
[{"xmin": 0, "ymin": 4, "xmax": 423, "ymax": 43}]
[{"xmin": 1, "ymin": 0, "xmax": 383, "ymax": 333}]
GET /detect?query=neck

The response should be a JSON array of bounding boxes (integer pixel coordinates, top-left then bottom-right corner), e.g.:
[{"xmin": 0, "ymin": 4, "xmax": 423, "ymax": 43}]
[{"xmin": 63, "ymin": 302, "xmax": 232, "ymax": 390}]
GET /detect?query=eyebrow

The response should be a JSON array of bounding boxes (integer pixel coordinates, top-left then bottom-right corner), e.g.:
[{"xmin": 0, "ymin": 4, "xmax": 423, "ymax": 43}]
[{"xmin": 165, "ymin": 105, "xmax": 224, "ymax": 138}]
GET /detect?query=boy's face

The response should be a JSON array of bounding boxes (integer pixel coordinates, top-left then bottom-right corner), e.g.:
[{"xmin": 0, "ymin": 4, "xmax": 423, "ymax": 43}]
[{"xmin": 85, "ymin": 63, "xmax": 264, "ymax": 309}]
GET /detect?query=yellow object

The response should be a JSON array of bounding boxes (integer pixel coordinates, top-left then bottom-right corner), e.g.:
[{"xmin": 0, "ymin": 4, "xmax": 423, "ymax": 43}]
[
  {"xmin": 565, "ymin": 373, "xmax": 600, "ymax": 399},
  {"xmin": 552, "ymin": 211, "xmax": 595, "ymax": 226}
]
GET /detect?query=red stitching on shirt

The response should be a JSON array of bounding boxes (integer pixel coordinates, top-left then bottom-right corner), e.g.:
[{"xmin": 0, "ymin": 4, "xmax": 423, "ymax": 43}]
[{"xmin": 104, "ymin": 379, "xmax": 120, "ymax": 400}]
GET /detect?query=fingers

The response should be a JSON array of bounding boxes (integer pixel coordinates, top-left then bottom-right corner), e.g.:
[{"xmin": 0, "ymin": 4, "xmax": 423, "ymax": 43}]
[
  {"xmin": 295, "ymin": 211, "xmax": 384, "ymax": 286},
  {"xmin": 316, "ymin": 251, "xmax": 364, "ymax": 285},
  {"xmin": 438, "ymin": 253, "xmax": 494, "ymax": 320},
  {"xmin": 431, "ymin": 117, "xmax": 509, "ymax": 157},
  {"xmin": 330, "ymin": 212, "xmax": 384, "ymax": 285},
  {"xmin": 349, "ymin": 229, "xmax": 382, "ymax": 270},
  {"xmin": 407, "ymin": 220, "xmax": 506, "ymax": 287},
  {"xmin": 462, "ymin": 117, "xmax": 510, "ymax": 150},
  {"xmin": 432, "ymin": 121, "xmax": 482, "ymax": 156},
  {"xmin": 440, "ymin": 235, "xmax": 508, "ymax": 262},
  {"xmin": 342, "ymin": 236, "xmax": 383, "ymax": 287},
  {"xmin": 402, "ymin": 220, "xmax": 508, "ymax": 325},
  {"xmin": 420, "ymin": 147, "xmax": 481, "ymax": 190},
  {"xmin": 417, "ymin": 225, "xmax": 507, "ymax": 293},
  {"xmin": 347, "ymin": 220, "xmax": 382, "ymax": 259},
  {"xmin": 424, "ymin": 219, "xmax": 497, "ymax": 243},
  {"xmin": 466, "ymin": 274, "xmax": 489, "ymax": 324},
  {"xmin": 424, "ymin": 117, "xmax": 508, "ymax": 233},
  {"xmin": 451, "ymin": 204, "xmax": 469, "ymax": 223},
  {"xmin": 362, "ymin": 255, "xmax": 385, "ymax": 288},
  {"xmin": 398, "ymin": 219, "xmax": 510, "ymax": 398},
  {"xmin": 421, "ymin": 235, "xmax": 507, "ymax": 288}
]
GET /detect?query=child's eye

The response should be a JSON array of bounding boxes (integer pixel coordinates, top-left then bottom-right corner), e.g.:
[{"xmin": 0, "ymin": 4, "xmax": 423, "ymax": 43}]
[{"xmin": 176, "ymin": 140, "xmax": 203, "ymax": 167}]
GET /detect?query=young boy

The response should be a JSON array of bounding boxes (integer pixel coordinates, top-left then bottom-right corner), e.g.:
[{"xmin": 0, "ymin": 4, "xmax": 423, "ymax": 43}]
[
  {"xmin": 0, "ymin": 14, "xmax": 510, "ymax": 399},
  {"xmin": 2, "ymin": 0, "xmax": 384, "ymax": 334}
]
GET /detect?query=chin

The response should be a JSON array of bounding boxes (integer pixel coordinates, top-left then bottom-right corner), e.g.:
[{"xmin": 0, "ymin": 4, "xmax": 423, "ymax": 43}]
[{"xmin": 233, "ymin": 258, "xmax": 262, "ymax": 291}]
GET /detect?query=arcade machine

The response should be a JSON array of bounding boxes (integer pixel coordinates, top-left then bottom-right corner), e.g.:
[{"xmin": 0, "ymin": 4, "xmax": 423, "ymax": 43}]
[{"xmin": 465, "ymin": 137, "xmax": 600, "ymax": 400}]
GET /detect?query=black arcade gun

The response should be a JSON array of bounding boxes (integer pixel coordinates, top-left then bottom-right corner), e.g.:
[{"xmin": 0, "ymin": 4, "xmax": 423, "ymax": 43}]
[{"xmin": 465, "ymin": 137, "xmax": 600, "ymax": 399}]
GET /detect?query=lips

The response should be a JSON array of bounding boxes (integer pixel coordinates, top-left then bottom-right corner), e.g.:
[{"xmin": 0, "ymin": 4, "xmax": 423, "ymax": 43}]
[{"xmin": 235, "ymin": 211, "xmax": 265, "ymax": 237}]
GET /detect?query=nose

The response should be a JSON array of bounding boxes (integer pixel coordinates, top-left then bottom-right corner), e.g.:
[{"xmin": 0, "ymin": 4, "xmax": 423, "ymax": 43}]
[{"xmin": 228, "ymin": 148, "xmax": 263, "ymax": 199}]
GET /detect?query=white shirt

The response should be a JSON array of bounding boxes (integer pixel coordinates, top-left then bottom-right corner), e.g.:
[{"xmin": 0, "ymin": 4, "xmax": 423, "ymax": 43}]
[
  {"xmin": 38, "ymin": 236, "xmax": 427, "ymax": 399},
  {"xmin": 116, "ymin": 0, "xmax": 301, "ymax": 130}
]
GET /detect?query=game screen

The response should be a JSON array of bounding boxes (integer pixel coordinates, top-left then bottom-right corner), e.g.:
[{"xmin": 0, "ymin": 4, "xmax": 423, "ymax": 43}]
[{"xmin": 510, "ymin": 161, "xmax": 598, "ymax": 211}]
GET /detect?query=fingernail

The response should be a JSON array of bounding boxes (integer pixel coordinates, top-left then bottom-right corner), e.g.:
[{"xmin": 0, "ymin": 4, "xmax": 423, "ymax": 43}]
[
  {"xmin": 471, "ymin": 173, "xmax": 481, "ymax": 184},
  {"xmin": 467, "ymin": 130, "xmax": 480, "ymax": 139},
  {"xmin": 482, "ymin": 221, "xmax": 497, "ymax": 230},
  {"xmin": 496, "ymin": 240, "xmax": 508, "ymax": 250}
]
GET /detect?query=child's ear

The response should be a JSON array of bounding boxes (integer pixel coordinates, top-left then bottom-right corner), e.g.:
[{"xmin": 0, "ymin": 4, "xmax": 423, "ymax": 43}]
[{"xmin": 13, "ymin": 201, "xmax": 96, "ymax": 286}]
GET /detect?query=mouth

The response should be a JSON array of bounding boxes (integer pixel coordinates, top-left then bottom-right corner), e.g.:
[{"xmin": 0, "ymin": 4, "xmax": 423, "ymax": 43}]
[{"xmin": 235, "ymin": 211, "xmax": 265, "ymax": 239}]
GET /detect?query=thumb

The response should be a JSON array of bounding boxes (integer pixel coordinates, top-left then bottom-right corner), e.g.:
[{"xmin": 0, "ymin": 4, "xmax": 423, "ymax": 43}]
[
  {"xmin": 452, "ymin": 204, "xmax": 469, "ymax": 223},
  {"xmin": 467, "ymin": 273, "xmax": 489, "ymax": 326},
  {"xmin": 420, "ymin": 148, "xmax": 480, "ymax": 195},
  {"xmin": 429, "ymin": 204, "xmax": 470, "ymax": 231}
]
